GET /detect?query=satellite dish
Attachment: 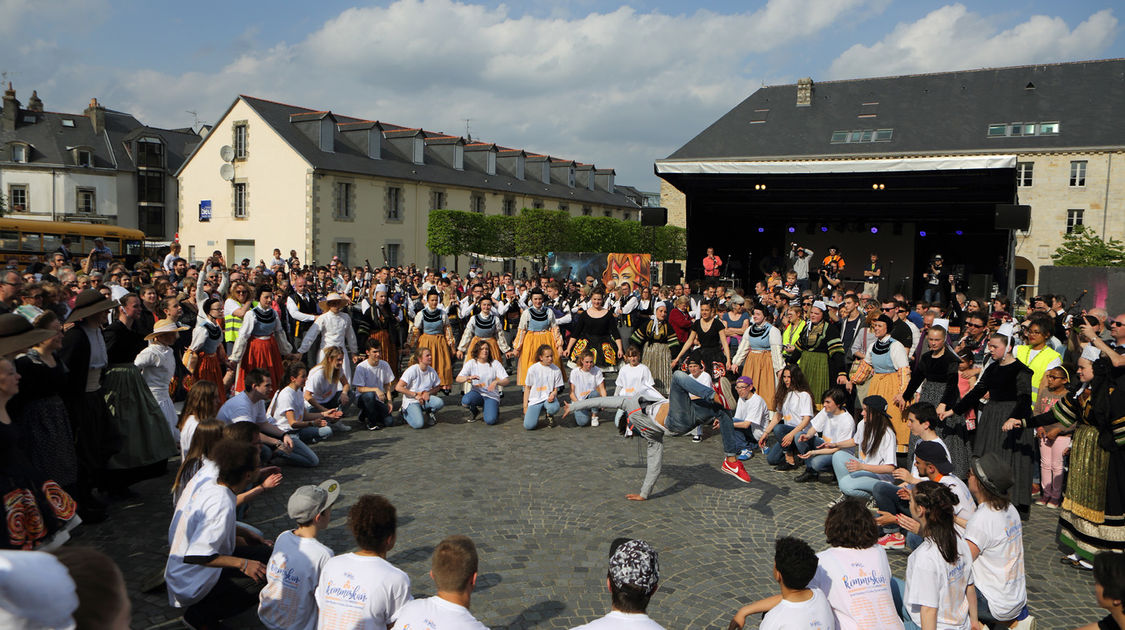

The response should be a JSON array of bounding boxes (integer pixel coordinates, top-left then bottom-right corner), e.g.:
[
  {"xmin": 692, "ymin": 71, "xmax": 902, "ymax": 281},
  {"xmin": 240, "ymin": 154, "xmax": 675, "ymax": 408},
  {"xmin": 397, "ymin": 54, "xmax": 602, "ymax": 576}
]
[
  {"xmin": 220, "ymin": 163, "xmax": 235, "ymax": 182},
  {"xmin": 219, "ymin": 145, "xmax": 235, "ymax": 162}
]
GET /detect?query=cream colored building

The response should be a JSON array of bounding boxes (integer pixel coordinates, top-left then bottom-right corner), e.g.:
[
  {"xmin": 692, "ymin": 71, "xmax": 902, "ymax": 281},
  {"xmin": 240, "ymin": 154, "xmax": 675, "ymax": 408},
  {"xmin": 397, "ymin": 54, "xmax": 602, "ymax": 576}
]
[{"xmin": 176, "ymin": 96, "xmax": 638, "ymax": 269}]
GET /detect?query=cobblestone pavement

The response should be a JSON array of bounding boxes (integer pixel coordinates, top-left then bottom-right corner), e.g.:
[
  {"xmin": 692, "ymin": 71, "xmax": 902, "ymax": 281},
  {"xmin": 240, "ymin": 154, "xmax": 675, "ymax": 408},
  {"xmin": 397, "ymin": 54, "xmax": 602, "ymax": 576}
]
[{"xmin": 74, "ymin": 376, "xmax": 1103, "ymax": 629}]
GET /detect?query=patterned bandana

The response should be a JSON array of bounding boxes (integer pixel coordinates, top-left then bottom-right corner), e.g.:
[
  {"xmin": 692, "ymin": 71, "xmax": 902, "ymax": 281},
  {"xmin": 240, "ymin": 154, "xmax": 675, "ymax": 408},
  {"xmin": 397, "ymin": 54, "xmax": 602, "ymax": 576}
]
[{"xmin": 608, "ymin": 539, "xmax": 660, "ymax": 593}]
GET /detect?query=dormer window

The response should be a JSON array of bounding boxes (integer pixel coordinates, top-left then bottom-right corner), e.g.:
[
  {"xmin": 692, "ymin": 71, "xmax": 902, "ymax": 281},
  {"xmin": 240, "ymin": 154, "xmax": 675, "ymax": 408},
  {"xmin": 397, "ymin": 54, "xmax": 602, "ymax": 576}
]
[
  {"xmin": 413, "ymin": 137, "xmax": 424, "ymax": 164},
  {"xmin": 568, "ymin": 166, "xmax": 576, "ymax": 188},
  {"xmin": 10, "ymin": 144, "xmax": 28, "ymax": 163},
  {"xmin": 486, "ymin": 152, "xmax": 496, "ymax": 175},
  {"xmin": 76, "ymin": 149, "xmax": 92, "ymax": 167},
  {"xmin": 136, "ymin": 137, "xmax": 164, "ymax": 169},
  {"xmin": 515, "ymin": 156, "xmax": 524, "ymax": 180},
  {"xmin": 61, "ymin": 119, "xmax": 75, "ymax": 128},
  {"xmin": 453, "ymin": 145, "xmax": 464, "ymax": 170}
]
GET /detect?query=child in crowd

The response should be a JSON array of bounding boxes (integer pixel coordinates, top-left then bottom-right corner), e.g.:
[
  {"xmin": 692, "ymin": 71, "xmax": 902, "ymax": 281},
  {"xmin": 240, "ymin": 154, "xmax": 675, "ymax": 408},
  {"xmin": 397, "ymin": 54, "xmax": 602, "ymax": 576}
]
[
  {"xmin": 570, "ymin": 350, "xmax": 607, "ymax": 427},
  {"xmin": 685, "ymin": 355, "xmax": 714, "ymax": 443},
  {"xmin": 1075, "ymin": 552, "xmax": 1125, "ymax": 630},
  {"xmin": 390, "ymin": 535, "xmax": 488, "ymax": 630},
  {"xmin": 572, "ymin": 538, "xmax": 665, "ymax": 629},
  {"xmin": 728, "ymin": 536, "xmax": 835, "ymax": 629},
  {"xmin": 315, "ymin": 494, "xmax": 411, "ymax": 629},
  {"xmin": 258, "ymin": 480, "xmax": 340, "ymax": 630},
  {"xmin": 523, "ymin": 344, "xmax": 567, "ymax": 430},
  {"xmin": 1034, "ymin": 365, "xmax": 1070, "ymax": 507},
  {"xmin": 613, "ymin": 346, "xmax": 658, "ymax": 431}
]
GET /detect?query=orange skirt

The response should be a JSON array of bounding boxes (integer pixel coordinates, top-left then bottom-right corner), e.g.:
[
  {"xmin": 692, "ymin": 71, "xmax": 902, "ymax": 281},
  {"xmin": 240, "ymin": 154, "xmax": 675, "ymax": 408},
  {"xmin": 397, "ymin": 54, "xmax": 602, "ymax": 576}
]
[
  {"xmin": 466, "ymin": 336, "xmax": 503, "ymax": 364},
  {"xmin": 418, "ymin": 333, "xmax": 453, "ymax": 387},
  {"xmin": 191, "ymin": 352, "xmax": 227, "ymax": 402},
  {"xmin": 742, "ymin": 351, "xmax": 777, "ymax": 411},
  {"xmin": 235, "ymin": 337, "xmax": 283, "ymax": 393},
  {"xmin": 369, "ymin": 329, "xmax": 400, "ymax": 378},
  {"xmin": 517, "ymin": 329, "xmax": 561, "ymax": 386}
]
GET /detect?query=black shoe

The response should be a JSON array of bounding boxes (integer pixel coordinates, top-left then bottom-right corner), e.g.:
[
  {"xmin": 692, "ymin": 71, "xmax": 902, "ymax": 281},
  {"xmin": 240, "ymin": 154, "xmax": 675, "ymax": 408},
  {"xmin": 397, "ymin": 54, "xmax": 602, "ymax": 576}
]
[
  {"xmin": 773, "ymin": 462, "xmax": 796, "ymax": 472},
  {"xmin": 795, "ymin": 469, "xmax": 819, "ymax": 483},
  {"xmin": 819, "ymin": 472, "xmax": 837, "ymax": 484},
  {"xmin": 366, "ymin": 422, "xmax": 382, "ymax": 431}
]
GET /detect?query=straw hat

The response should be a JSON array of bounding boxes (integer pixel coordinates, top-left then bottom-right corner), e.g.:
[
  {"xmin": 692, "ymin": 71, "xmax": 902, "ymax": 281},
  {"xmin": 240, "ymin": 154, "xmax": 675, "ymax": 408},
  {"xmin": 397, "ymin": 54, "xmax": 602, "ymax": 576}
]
[
  {"xmin": 145, "ymin": 318, "xmax": 189, "ymax": 341},
  {"xmin": 318, "ymin": 292, "xmax": 350, "ymax": 311},
  {"xmin": 65, "ymin": 289, "xmax": 118, "ymax": 323},
  {"xmin": 0, "ymin": 313, "xmax": 57, "ymax": 358}
]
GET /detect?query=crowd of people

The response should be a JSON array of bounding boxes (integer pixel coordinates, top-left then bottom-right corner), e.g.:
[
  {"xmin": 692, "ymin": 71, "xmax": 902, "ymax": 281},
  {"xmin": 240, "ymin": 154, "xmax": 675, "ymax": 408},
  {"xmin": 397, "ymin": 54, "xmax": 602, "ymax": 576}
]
[{"xmin": 0, "ymin": 240, "xmax": 1121, "ymax": 629}]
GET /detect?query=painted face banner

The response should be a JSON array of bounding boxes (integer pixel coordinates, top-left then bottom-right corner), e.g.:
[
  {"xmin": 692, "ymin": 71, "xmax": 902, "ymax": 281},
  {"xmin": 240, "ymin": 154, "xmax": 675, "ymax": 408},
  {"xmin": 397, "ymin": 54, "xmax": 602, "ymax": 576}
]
[{"xmin": 546, "ymin": 252, "xmax": 651, "ymax": 292}]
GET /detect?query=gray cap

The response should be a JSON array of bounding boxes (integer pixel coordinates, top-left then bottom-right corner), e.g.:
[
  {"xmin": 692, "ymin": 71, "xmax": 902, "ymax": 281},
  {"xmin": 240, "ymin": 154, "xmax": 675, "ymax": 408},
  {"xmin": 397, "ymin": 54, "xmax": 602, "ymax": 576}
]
[
  {"xmin": 287, "ymin": 479, "xmax": 341, "ymax": 523},
  {"xmin": 608, "ymin": 539, "xmax": 659, "ymax": 594}
]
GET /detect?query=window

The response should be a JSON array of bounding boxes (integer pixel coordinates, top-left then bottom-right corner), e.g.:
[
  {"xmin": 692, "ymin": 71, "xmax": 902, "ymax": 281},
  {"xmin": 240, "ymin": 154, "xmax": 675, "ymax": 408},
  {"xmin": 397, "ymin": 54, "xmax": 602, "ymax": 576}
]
[
  {"xmin": 603, "ymin": 209, "xmax": 612, "ymax": 217},
  {"xmin": 1009, "ymin": 123, "xmax": 1035, "ymax": 136},
  {"xmin": 19, "ymin": 233, "xmax": 39, "ymax": 251},
  {"xmin": 61, "ymin": 119, "xmax": 75, "ymax": 128},
  {"xmin": 139, "ymin": 206, "xmax": 165, "ymax": 238},
  {"xmin": 873, "ymin": 129, "xmax": 893, "ymax": 141},
  {"xmin": 137, "ymin": 171, "xmax": 164, "ymax": 203},
  {"xmin": 386, "ymin": 187, "xmax": 402, "ymax": 220},
  {"xmin": 336, "ymin": 242, "xmax": 351, "ymax": 266},
  {"xmin": 11, "ymin": 144, "xmax": 27, "ymax": 163},
  {"xmin": 7, "ymin": 185, "xmax": 27, "ymax": 213},
  {"xmin": 830, "ymin": 131, "xmax": 848, "ymax": 143},
  {"xmin": 76, "ymin": 188, "xmax": 95, "ymax": 213},
  {"xmin": 860, "ymin": 130, "xmax": 873, "ymax": 142},
  {"xmin": 582, "ymin": 205, "xmax": 592, "ymax": 216},
  {"xmin": 568, "ymin": 167, "xmax": 575, "ymax": 188},
  {"xmin": 413, "ymin": 138, "xmax": 424, "ymax": 165},
  {"xmin": 1070, "ymin": 161, "xmax": 1087, "ymax": 187},
  {"xmin": 76, "ymin": 150, "xmax": 92, "ymax": 167},
  {"xmin": 1067, "ymin": 209, "xmax": 1084, "ymax": 234},
  {"xmin": 335, "ymin": 182, "xmax": 353, "ymax": 219},
  {"xmin": 0, "ymin": 231, "xmax": 18, "ymax": 250},
  {"xmin": 502, "ymin": 196, "xmax": 516, "ymax": 216},
  {"xmin": 1016, "ymin": 162, "xmax": 1034, "ymax": 187},
  {"xmin": 430, "ymin": 189, "xmax": 446, "ymax": 211},
  {"xmin": 750, "ymin": 109, "xmax": 769, "ymax": 124},
  {"xmin": 385, "ymin": 244, "xmax": 400, "ymax": 267},
  {"xmin": 532, "ymin": 199, "xmax": 544, "ymax": 209},
  {"xmin": 135, "ymin": 137, "xmax": 164, "ymax": 168},
  {"xmin": 454, "ymin": 145, "xmax": 464, "ymax": 170},
  {"xmin": 233, "ymin": 123, "xmax": 248, "ymax": 159},
  {"xmin": 1039, "ymin": 122, "xmax": 1059, "ymax": 135},
  {"xmin": 558, "ymin": 203, "xmax": 568, "ymax": 212},
  {"xmin": 987, "ymin": 124, "xmax": 1007, "ymax": 137},
  {"xmin": 831, "ymin": 129, "xmax": 892, "ymax": 144},
  {"xmin": 470, "ymin": 193, "xmax": 485, "ymax": 213},
  {"xmin": 486, "ymin": 152, "xmax": 496, "ymax": 175},
  {"xmin": 988, "ymin": 121, "xmax": 1062, "ymax": 137},
  {"xmin": 234, "ymin": 182, "xmax": 248, "ymax": 217}
]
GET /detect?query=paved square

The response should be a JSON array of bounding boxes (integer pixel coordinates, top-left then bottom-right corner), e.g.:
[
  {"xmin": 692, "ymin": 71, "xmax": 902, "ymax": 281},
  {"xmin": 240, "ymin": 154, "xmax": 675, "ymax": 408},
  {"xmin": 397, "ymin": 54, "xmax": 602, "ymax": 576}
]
[{"xmin": 77, "ymin": 378, "xmax": 1104, "ymax": 629}]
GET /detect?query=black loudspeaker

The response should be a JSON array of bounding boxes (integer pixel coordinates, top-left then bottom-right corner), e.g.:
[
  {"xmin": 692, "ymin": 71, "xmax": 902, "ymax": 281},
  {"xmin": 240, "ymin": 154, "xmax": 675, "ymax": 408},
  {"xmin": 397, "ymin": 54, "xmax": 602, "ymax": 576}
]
[
  {"xmin": 662, "ymin": 262, "xmax": 682, "ymax": 285},
  {"xmin": 641, "ymin": 207, "xmax": 668, "ymax": 226},
  {"xmin": 995, "ymin": 204, "xmax": 1031, "ymax": 231},
  {"xmin": 967, "ymin": 273, "xmax": 992, "ymax": 299}
]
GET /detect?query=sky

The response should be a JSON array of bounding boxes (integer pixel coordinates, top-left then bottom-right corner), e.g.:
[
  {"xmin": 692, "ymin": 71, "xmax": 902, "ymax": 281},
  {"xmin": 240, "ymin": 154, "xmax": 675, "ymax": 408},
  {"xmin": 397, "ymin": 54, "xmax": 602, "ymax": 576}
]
[{"xmin": 3, "ymin": 0, "xmax": 1122, "ymax": 190}]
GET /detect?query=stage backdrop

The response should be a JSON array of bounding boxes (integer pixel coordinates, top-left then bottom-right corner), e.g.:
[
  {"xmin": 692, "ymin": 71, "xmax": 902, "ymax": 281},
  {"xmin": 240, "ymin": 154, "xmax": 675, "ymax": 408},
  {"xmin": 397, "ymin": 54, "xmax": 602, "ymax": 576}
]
[
  {"xmin": 546, "ymin": 252, "xmax": 651, "ymax": 292},
  {"xmin": 1038, "ymin": 266, "xmax": 1125, "ymax": 315}
]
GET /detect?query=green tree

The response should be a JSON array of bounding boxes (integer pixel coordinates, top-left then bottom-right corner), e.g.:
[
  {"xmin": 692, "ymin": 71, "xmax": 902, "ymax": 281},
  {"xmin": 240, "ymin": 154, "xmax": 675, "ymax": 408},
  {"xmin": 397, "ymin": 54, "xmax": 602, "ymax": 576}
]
[
  {"xmin": 567, "ymin": 216, "xmax": 620, "ymax": 252},
  {"xmin": 1051, "ymin": 225, "xmax": 1125, "ymax": 267},
  {"xmin": 426, "ymin": 209, "xmax": 487, "ymax": 258},
  {"xmin": 515, "ymin": 208, "xmax": 570, "ymax": 259},
  {"xmin": 481, "ymin": 214, "xmax": 517, "ymax": 257}
]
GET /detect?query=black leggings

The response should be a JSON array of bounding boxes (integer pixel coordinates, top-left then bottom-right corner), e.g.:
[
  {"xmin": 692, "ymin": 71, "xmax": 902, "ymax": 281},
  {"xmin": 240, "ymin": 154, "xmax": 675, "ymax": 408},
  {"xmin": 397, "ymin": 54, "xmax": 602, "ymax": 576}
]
[{"xmin": 186, "ymin": 544, "xmax": 272, "ymax": 626}]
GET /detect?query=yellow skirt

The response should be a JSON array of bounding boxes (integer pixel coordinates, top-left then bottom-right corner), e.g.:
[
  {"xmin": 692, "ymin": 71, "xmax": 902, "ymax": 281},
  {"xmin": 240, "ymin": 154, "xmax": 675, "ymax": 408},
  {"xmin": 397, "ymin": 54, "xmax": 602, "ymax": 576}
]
[
  {"xmin": 742, "ymin": 351, "xmax": 777, "ymax": 411},
  {"xmin": 868, "ymin": 372, "xmax": 908, "ymax": 450},
  {"xmin": 517, "ymin": 329, "xmax": 560, "ymax": 386},
  {"xmin": 466, "ymin": 336, "xmax": 503, "ymax": 363},
  {"xmin": 418, "ymin": 333, "xmax": 454, "ymax": 387}
]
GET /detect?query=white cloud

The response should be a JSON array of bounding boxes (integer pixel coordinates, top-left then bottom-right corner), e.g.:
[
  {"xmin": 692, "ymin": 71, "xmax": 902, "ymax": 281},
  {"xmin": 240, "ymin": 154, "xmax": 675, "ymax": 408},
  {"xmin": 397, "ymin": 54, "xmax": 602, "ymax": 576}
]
[
  {"xmin": 828, "ymin": 4, "xmax": 1118, "ymax": 80},
  {"xmin": 13, "ymin": 0, "xmax": 881, "ymax": 188}
]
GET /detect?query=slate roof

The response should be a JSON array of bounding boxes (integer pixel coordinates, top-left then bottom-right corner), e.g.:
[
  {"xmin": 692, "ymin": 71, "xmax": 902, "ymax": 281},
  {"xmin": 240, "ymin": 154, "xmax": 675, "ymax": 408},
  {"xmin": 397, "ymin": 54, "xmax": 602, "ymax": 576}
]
[
  {"xmin": 665, "ymin": 58, "xmax": 1125, "ymax": 161},
  {"xmin": 225, "ymin": 95, "xmax": 637, "ymax": 208},
  {"xmin": 0, "ymin": 98, "xmax": 200, "ymax": 172}
]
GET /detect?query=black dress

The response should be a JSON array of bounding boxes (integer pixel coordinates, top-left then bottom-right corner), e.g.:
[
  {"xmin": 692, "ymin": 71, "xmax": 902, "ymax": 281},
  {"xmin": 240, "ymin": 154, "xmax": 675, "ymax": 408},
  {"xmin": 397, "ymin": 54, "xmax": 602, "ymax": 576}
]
[
  {"xmin": 0, "ymin": 419, "xmax": 80, "ymax": 550},
  {"xmin": 11, "ymin": 350, "xmax": 77, "ymax": 489},
  {"xmin": 905, "ymin": 350, "xmax": 969, "ymax": 479},
  {"xmin": 569, "ymin": 310, "xmax": 620, "ymax": 370}
]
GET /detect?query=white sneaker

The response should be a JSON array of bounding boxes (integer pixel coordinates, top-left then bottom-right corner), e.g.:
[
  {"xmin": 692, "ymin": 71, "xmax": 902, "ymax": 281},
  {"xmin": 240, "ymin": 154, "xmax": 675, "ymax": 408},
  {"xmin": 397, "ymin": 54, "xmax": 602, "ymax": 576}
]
[
  {"xmin": 1011, "ymin": 616, "xmax": 1036, "ymax": 629},
  {"xmin": 591, "ymin": 414, "xmax": 600, "ymax": 427},
  {"xmin": 826, "ymin": 493, "xmax": 846, "ymax": 508},
  {"xmin": 333, "ymin": 421, "xmax": 352, "ymax": 433}
]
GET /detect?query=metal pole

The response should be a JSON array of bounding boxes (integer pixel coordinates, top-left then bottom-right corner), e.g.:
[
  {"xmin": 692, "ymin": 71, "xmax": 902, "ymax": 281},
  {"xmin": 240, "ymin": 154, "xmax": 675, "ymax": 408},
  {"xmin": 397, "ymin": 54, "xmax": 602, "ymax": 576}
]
[{"xmin": 1007, "ymin": 228, "xmax": 1016, "ymax": 303}]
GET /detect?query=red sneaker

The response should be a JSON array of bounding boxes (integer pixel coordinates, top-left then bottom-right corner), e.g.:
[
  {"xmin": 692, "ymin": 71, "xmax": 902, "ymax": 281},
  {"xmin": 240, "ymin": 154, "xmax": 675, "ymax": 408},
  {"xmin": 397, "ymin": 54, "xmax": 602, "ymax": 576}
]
[
  {"xmin": 878, "ymin": 532, "xmax": 905, "ymax": 549},
  {"xmin": 721, "ymin": 460, "xmax": 751, "ymax": 483}
]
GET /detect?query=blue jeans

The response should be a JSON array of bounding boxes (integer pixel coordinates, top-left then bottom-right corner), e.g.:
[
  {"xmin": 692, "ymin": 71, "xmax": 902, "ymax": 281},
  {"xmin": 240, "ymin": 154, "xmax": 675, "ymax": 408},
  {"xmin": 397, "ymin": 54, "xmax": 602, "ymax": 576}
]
[
  {"xmin": 357, "ymin": 392, "xmax": 392, "ymax": 427},
  {"xmin": 765, "ymin": 423, "xmax": 799, "ymax": 465},
  {"xmin": 831, "ymin": 451, "xmax": 886, "ymax": 498},
  {"xmin": 923, "ymin": 287, "xmax": 943, "ymax": 305},
  {"xmin": 891, "ymin": 577, "xmax": 919, "ymax": 630},
  {"xmin": 402, "ymin": 396, "xmax": 444, "ymax": 429},
  {"xmin": 729, "ymin": 425, "xmax": 758, "ymax": 454},
  {"xmin": 665, "ymin": 371, "xmax": 741, "ymax": 456},
  {"xmin": 273, "ymin": 435, "xmax": 320, "ymax": 468},
  {"xmin": 872, "ymin": 480, "xmax": 911, "ymax": 534},
  {"xmin": 797, "ymin": 436, "xmax": 837, "ymax": 473},
  {"xmin": 524, "ymin": 399, "xmax": 561, "ymax": 430},
  {"xmin": 572, "ymin": 392, "xmax": 596, "ymax": 427},
  {"xmin": 461, "ymin": 390, "xmax": 500, "ymax": 425},
  {"xmin": 295, "ymin": 425, "xmax": 333, "ymax": 444}
]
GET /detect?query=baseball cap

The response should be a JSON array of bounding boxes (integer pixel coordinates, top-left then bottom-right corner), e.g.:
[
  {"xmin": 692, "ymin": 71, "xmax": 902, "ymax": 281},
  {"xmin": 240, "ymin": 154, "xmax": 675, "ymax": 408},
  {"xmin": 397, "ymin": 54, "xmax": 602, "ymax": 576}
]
[
  {"xmin": 735, "ymin": 376, "xmax": 754, "ymax": 388},
  {"xmin": 914, "ymin": 441, "xmax": 954, "ymax": 475},
  {"xmin": 608, "ymin": 539, "xmax": 660, "ymax": 594},
  {"xmin": 971, "ymin": 454, "xmax": 1013, "ymax": 497},
  {"xmin": 862, "ymin": 395, "xmax": 888, "ymax": 412},
  {"xmin": 288, "ymin": 479, "xmax": 341, "ymax": 523}
]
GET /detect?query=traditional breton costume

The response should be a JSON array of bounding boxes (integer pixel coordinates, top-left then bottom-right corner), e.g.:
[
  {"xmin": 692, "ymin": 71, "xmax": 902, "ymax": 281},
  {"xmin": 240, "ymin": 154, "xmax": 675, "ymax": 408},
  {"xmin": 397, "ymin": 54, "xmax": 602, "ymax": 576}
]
[
  {"xmin": 187, "ymin": 300, "xmax": 229, "ymax": 400},
  {"xmin": 457, "ymin": 311, "xmax": 511, "ymax": 362},
  {"xmin": 233, "ymin": 303, "xmax": 294, "ymax": 392},
  {"xmin": 853, "ymin": 323, "xmax": 912, "ymax": 449},
  {"xmin": 296, "ymin": 293, "xmax": 358, "ymax": 384},
  {"xmin": 733, "ymin": 320, "xmax": 784, "ymax": 411},
  {"xmin": 412, "ymin": 296, "xmax": 455, "ymax": 387},
  {"xmin": 793, "ymin": 303, "xmax": 845, "ymax": 409},
  {"xmin": 102, "ymin": 312, "xmax": 176, "ymax": 469},
  {"xmin": 514, "ymin": 302, "xmax": 563, "ymax": 386},
  {"xmin": 630, "ymin": 309, "xmax": 680, "ymax": 393},
  {"xmin": 135, "ymin": 318, "xmax": 190, "ymax": 441},
  {"xmin": 354, "ymin": 286, "xmax": 403, "ymax": 378},
  {"xmin": 903, "ymin": 326, "xmax": 969, "ymax": 479},
  {"xmin": 569, "ymin": 308, "xmax": 621, "ymax": 372}
]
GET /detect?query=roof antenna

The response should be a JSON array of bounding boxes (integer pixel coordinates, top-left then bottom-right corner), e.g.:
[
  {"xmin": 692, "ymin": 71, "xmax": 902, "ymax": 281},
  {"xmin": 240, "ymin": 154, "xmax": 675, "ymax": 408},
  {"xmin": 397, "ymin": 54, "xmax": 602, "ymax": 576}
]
[
  {"xmin": 464, "ymin": 118, "xmax": 472, "ymax": 143},
  {"xmin": 186, "ymin": 109, "xmax": 202, "ymax": 132}
]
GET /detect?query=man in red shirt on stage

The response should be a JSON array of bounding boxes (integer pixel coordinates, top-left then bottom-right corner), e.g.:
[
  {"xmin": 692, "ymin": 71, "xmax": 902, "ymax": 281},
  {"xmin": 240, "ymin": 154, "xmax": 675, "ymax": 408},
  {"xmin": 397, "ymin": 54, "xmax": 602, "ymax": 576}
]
[{"xmin": 702, "ymin": 248, "xmax": 723, "ymax": 278}]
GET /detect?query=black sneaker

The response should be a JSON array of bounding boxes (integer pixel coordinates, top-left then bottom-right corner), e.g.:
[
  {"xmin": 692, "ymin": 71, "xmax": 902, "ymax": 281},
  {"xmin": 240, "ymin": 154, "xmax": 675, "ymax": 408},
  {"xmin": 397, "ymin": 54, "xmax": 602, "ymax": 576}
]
[
  {"xmin": 773, "ymin": 461, "xmax": 796, "ymax": 472},
  {"xmin": 545, "ymin": 413, "xmax": 556, "ymax": 428},
  {"xmin": 691, "ymin": 434, "xmax": 703, "ymax": 443},
  {"xmin": 819, "ymin": 472, "xmax": 837, "ymax": 484},
  {"xmin": 795, "ymin": 469, "xmax": 819, "ymax": 483},
  {"xmin": 426, "ymin": 411, "xmax": 437, "ymax": 426},
  {"xmin": 366, "ymin": 422, "xmax": 382, "ymax": 431},
  {"xmin": 463, "ymin": 405, "xmax": 479, "ymax": 423}
]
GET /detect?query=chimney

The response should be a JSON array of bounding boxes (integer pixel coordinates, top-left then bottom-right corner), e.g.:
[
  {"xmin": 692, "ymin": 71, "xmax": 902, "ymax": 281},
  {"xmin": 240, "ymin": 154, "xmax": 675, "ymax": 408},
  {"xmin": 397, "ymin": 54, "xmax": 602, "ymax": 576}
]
[
  {"xmin": 796, "ymin": 77, "xmax": 813, "ymax": 107},
  {"xmin": 85, "ymin": 97, "xmax": 106, "ymax": 135},
  {"xmin": 27, "ymin": 90, "xmax": 42, "ymax": 113},
  {"xmin": 1, "ymin": 83, "xmax": 18, "ymax": 132}
]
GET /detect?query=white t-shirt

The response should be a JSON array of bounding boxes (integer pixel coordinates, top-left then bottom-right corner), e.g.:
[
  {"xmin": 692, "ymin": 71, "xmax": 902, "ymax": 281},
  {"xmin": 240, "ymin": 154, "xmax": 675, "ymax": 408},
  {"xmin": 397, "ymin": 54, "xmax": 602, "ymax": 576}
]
[
  {"xmin": 759, "ymin": 588, "xmax": 836, "ymax": 629},
  {"xmin": 910, "ymin": 436, "xmax": 951, "ymax": 480},
  {"xmin": 525, "ymin": 363, "xmax": 564, "ymax": 405},
  {"xmin": 734, "ymin": 393, "xmax": 770, "ymax": 434},
  {"xmin": 614, "ymin": 363, "xmax": 657, "ymax": 399},
  {"xmin": 305, "ymin": 365, "xmax": 341, "ymax": 405},
  {"xmin": 165, "ymin": 479, "xmax": 236, "ymax": 608},
  {"xmin": 353, "ymin": 360, "xmax": 394, "ymax": 391},
  {"xmin": 854, "ymin": 420, "xmax": 897, "ymax": 480},
  {"xmin": 258, "ymin": 530, "xmax": 335, "ymax": 630},
  {"xmin": 936, "ymin": 474, "xmax": 976, "ymax": 536},
  {"xmin": 390, "ymin": 596, "xmax": 489, "ymax": 630},
  {"xmin": 315, "ymin": 553, "xmax": 412, "ymax": 630},
  {"xmin": 809, "ymin": 546, "xmax": 903, "ymax": 630},
  {"xmin": 904, "ymin": 537, "xmax": 975, "ymax": 630},
  {"xmin": 780, "ymin": 391, "xmax": 814, "ymax": 426},
  {"xmin": 569, "ymin": 366, "xmax": 605, "ymax": 400},
  {"xmin": 570, "ymin": 610, "xmax": 666, "ymax": 629},
  {"xmin": 965, "ymin": 504, "xmax": 1026, "ymax": 621},
  {"xmin": 270, "ymin": 386, "xmax": 306, "ymax": 432},
  {"xmin": 811, "ymin": 409, "xmax": 856, "ymax": 444},
  {"xmin": 458, "ymin": 359, "xmax": 509, "ymax": 401},
  {"xmin": 217, "ymin": 391, "xmax": 269, "ymax": 425},
  {"xmin": 399, "ymin": 364, "xmax": 442, "ymax": 410},
  {"xmin": 180, "ymin": 414, "xmax": 200, "ymax": 454},
  {"xmin": 688, "ymin": 370, "xmax": 713, "ymax": 399}
]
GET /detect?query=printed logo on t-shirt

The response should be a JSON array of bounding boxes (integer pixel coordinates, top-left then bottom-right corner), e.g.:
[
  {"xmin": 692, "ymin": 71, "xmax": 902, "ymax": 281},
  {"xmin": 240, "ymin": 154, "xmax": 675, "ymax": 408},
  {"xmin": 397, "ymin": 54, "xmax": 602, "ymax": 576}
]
[{"xmin": 323, "ymin": 574, "xmax": 368, "ymax": 604}]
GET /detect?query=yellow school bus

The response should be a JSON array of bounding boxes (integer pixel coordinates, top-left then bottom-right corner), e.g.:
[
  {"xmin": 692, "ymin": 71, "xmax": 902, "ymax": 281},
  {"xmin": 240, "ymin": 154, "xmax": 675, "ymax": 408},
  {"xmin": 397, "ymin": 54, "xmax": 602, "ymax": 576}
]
[{"xmin": 0, "ymin": 218, "xmax": 145, "ymax": 266}]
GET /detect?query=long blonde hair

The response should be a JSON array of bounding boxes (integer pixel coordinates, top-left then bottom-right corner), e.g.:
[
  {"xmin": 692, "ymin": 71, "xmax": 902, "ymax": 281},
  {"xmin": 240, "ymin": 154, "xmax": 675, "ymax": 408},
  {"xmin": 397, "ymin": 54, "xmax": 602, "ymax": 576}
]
[{"xmin": 319, "ymin": 346, "xmax": 344, "ymax": 383}]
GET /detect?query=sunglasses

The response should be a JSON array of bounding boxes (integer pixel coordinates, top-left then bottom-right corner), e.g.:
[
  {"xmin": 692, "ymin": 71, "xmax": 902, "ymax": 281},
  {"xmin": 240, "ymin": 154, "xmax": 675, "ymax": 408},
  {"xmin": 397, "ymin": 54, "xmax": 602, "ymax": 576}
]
[
  {"xmin": 881, "ymin": 307, "xmax": 895, "ymax": 312},
  {"xmin": 1110, "ymin": 321, "xmax": 1125, "ymax": 328}
]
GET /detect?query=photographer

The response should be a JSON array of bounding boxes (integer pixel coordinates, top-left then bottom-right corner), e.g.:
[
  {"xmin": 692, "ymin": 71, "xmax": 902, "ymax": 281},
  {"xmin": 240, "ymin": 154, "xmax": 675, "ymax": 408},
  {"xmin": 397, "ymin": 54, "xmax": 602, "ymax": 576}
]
[
  {"xmin": 788, "ymin": 243, "xmax": 814, "ymax": 293},
  {"xmin": 817, "ymin": 261, "xmax": 841, "ymax": 291},
  {"xmin": 921, "ymin": 254, "xmax": 949, "ymax": 305}
]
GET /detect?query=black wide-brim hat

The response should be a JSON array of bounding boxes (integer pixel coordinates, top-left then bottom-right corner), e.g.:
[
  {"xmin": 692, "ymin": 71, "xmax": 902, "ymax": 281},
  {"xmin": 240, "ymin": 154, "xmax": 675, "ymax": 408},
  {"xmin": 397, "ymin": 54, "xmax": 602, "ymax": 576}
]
[
  {"xmin": 66, "ymin": 289, "xmax": 117, "ymax": 323},
  {"xmin": 0, "ymin": 313, "xmax": 56, "ymax": 358}
]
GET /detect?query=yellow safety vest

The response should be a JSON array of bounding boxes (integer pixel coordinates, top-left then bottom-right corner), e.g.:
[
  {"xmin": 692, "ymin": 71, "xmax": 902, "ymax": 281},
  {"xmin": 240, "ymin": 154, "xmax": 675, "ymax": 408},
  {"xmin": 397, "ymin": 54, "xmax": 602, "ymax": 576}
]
[
  {"xmin": 783, "ymin": 320, "xmax": 806, "ymax": 347},
  {"xmin": 1015, "ymin": 344, "xmax": 1061, "ymax": 404}
]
